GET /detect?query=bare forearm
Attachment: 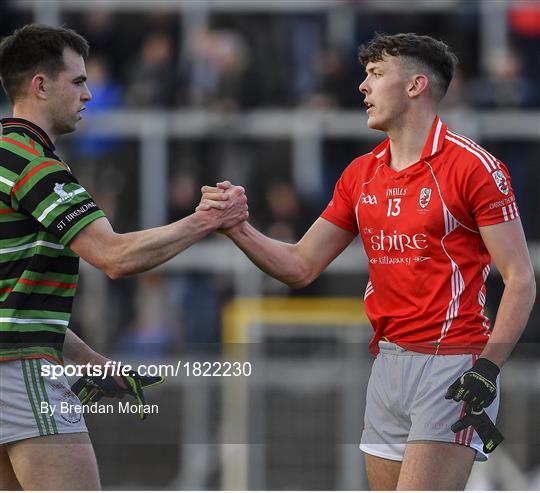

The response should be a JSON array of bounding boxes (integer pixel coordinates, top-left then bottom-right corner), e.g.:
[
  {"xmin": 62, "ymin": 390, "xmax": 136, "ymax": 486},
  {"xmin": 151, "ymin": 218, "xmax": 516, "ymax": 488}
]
[
  {"xmin": 226, "ymin": 222, "xmax": 311, "ymax": 288},
  {"xmin": 110, "ymin": 211, "xmax": 216, "ymax": 278},
  {"xmin": 63, "ymin": 329, "xmax": 101, "ymax": 365},
  {"xmin": 480, "ymin": 274, "xmax": 536, "ymax": 367},
  {"xmin": 63, "ymin": 330, "xmax": 124, "ymax": 385}
]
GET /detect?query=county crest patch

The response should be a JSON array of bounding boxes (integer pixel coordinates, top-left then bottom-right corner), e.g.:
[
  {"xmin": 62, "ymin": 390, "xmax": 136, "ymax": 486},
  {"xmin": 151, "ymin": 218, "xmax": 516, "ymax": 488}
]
[
  {"xmin": 491, "ymin": 170, "xmax": 509, "ymax": 195},
  {"xmin": 54, "ymin": 182, "xmax": 74, "ymax": 203},
  {"xmin": 419, "ymin": 187, "xmax": 432, "ymax": 208}
]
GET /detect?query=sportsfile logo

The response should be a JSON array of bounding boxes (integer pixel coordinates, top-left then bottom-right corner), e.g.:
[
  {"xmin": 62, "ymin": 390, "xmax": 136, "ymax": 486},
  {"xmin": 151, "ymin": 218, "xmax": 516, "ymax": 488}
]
[{"xmin": 370, "ymin": 229, "xmax": 428, "ymax": 253}]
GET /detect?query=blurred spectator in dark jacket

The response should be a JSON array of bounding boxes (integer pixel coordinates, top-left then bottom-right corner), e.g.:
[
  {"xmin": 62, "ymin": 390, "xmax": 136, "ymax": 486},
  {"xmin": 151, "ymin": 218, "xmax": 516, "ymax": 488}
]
[
  {"xmin": 181, "ymin": 28, "xmax": 250, "ymax": 110},
  {"xmin": 72, "ymin": 12, "xmax": 127, "ymax": 81},
  {"xmin": 261, "ymin": 182, "xmax": 313, "ymax": 241},
  {"xmin": 168, "ymin": 168, "xmax": 198, "ymax": 223},
  {"xmin": 126, "ymin": 32, "xmax": 178, "ymax": 107},
  {"xmin": 166, "ymin": 166, "xmax": 221, "ymax": 351},
  {"xmin": 276, "ymin": 14, "xmax": 324, "ymax": 105},
  {"xmin": 508, "ymin": 0, "xmax": 540, "ymax": 87},
  {"xmin": 304, "ymin": 48, "xmax": 359, "ymax": 108},
  {"xmin": 259, "ymin": 181, "xmax": 318, "ymax": 295},
  {"xmin": 467, "ymin": 48, "xmax": 538, "ymax": 108}
]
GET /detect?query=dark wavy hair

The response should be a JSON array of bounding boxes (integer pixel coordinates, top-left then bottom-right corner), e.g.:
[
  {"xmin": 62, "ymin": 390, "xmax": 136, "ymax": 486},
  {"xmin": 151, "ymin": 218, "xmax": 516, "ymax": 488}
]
[
  {"xmin": 358, "ymin": 33, "xmax": 458, "ymax": 102},
  {"xmin": 0, "ymin": 24, "xmax": 89, "ymax": 103}
]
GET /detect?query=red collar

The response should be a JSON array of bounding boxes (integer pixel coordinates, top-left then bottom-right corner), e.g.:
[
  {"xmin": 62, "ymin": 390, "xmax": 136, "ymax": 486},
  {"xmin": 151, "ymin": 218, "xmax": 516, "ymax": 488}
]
[{"xmin": 371, "ymin": 116, "xmax": 448, "ymax": 165}]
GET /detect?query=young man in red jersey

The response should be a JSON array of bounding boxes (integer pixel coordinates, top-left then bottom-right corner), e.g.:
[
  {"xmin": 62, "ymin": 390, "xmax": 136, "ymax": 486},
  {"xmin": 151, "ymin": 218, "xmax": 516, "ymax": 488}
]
[{"xmin": 197, "ymin": 33, "xmax": 536, "ymax": 490}]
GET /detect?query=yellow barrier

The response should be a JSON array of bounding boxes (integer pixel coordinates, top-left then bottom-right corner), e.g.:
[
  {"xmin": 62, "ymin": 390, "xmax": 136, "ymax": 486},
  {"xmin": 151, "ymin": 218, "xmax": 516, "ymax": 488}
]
[
  {"xmin": 222, "ymin": 297, "xmax": 368, "ymax": 344},
  {"xmin": 220, "ymin": 296, "xmax": 369, "ymax": 490}
]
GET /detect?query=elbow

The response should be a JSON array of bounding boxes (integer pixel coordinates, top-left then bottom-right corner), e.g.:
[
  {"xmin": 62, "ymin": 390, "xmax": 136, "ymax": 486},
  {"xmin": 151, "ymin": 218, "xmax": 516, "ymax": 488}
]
[
  {"xmin": 284, "ymin": 248, "xmax": 319, "ymax": 289},
  {"xmin": 73, "ymin": 229, "xmax": 135, "ymax": 280},
  {"xmin": 286, "ymin": 267, "xmax": 317, "ymax": 290},
  {"xmin": 528, "ymin": 271, "xmax": 537, "ymax": 299},
  {"xmin": 525, "ymin": 271, "xmax": 536, "ymax": 308},
  {"xmin": 287, "ymin": 276, "xmax": 312, "ymax": 290},
  {"xmin": 105, "ymin": 267, "xmax": 123, "ymax": 281},
  {"xmin": 101, "ymin": 233, "xmax": 142, "ymax": 279},
  {"xmin": 101, "ymin": 249, "xmax": 132, "ymax": 280},
  {"xmin": 287, "ymin": 279, "xmax": 305, "ymax": 290},
  {"xmin": 505, "ymin": 266, "xmax": 536, "ymax": 300},
  {"xmin": 102, "ymin": 261, "xmax": 124, "ymax": 280},
  {"xmin": 518, "ymin": 267, "xmax": 536, "ymax": 292},
  {"xmin": 104, "ymin": 259, "xmax": 135, "ymax": 280}
]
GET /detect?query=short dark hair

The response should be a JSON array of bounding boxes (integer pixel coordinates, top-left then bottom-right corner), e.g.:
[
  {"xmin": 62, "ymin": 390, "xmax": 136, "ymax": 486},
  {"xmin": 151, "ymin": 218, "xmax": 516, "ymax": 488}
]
[
  {"xmin": 358, "ymin": 33, "xmax": 458, "ymax": 102},
  {"xmin": 0, "ymin": 24, "xmax": 89, "ymax": 103}
]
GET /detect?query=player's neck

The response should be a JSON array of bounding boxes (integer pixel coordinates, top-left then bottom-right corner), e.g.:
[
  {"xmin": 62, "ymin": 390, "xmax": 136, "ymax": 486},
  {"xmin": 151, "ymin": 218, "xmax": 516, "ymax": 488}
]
[
  {"xmin": 387, "ymin": 109, "xmax": 436, "ymax": 172},
  {"xmin": 12, "ymin": 104, "xmax": 58, "ymax": 144}
]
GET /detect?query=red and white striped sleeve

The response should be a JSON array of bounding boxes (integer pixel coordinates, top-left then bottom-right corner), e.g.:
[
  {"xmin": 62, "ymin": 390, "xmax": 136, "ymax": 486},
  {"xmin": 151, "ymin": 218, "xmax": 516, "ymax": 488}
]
[{"xmin": 445, "ymin": 130, "xmax": 519, "ymax": 227}]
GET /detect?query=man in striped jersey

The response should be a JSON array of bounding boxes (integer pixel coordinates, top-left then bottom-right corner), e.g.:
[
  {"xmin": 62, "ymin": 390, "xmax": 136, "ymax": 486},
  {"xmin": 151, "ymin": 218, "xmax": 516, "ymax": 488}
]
[
  {"xmin": 198, "ymin": 33, "xmax": 536, "ymax": 489},
  {"xmin": 0, "ymin": 25, "xmax": 248, "ymax": 489}
]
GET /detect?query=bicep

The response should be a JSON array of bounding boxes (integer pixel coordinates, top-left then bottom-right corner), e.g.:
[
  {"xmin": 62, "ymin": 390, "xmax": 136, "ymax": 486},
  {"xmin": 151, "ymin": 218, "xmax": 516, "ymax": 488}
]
[
  {"xmin": 296, "ymin": 217, "xmax": 356, "ymax": 277},
  {"xmin": 479, "ymin": 219, "xmax": 534, "ymax": 280},
  {"xmin": 68, "ymin": 217, "xmax": 120, "ymax": 271}
]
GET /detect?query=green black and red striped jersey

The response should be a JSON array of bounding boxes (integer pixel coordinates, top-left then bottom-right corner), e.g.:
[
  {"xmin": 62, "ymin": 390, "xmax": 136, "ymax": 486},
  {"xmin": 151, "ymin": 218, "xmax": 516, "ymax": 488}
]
[{"xmin": 0, "ymin": 118, "xmax": 105, "ymax": 364}]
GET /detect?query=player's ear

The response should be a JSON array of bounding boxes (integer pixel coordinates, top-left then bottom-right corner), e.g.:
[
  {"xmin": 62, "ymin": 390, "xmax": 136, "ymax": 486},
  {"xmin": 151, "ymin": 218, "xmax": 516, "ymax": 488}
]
[
  {"xmin": 407, "ymin": 74, "xmax": 429, "ymax": 99},
  {"xmin": 30, "ymin": 73, "xmax": 48, "ymax": 101}
]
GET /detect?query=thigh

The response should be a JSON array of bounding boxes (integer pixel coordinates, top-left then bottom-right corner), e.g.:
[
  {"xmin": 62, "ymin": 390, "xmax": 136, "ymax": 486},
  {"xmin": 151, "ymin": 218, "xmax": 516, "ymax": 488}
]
[
  {"xmin": 360, "ymin": 354, "xmax": 409, "ymax": 461},
  {"xmin": 0, "ymin": 445, "xmax": 21, "ymax": 490},
  {"xmin": 397, "ymin": 441, "xmax": 475, "ymax": 490},
  {"xmin": 6, "ymin": 432, "xmax": 101, "ymax": 490},
  {"xmin": 365, "ymin": 452, "xmax": 402, "ymax": 491}
]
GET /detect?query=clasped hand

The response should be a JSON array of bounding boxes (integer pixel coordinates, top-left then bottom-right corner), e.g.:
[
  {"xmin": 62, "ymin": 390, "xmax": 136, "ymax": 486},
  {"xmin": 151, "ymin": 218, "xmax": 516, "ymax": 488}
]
[{"xmin": 196, "ymin": 180, "xmax": 248, "ymax": 230}]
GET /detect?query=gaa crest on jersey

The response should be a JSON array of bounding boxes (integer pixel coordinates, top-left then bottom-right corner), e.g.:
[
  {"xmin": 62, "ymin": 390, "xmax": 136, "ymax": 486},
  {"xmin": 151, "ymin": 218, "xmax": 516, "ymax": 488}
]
[
  {"xmin": 491, "ymin": 170, "xmax": 509, "ymax": 195},
  {"xmin": 360, "ymin": 192, "xmax": 378, "ymax": 205},
  {"xmin": 419, "ymin": 188, "xmax": 432, "ymax": 208}
]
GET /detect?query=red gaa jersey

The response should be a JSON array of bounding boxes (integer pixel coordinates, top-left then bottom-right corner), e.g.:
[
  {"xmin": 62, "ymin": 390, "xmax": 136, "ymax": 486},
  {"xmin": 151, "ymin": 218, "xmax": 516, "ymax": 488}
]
[{"xmin": 321, "ymin": 116, "xmax": 519, "ymax": 356}]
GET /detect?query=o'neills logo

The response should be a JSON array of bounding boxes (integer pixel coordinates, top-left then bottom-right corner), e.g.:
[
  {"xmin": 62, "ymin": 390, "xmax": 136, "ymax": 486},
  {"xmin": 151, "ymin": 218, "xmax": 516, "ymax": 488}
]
[
  {"xmin": 419, "ymin": 187, "xmax": 432, "ymax": 208},
  {"xmin": 370, "ymin": 229, "xmax": 428, "ymax": 253},
  {"xmin": 491, "ymin": 170, "xmax": 509, "ymax": 195}
]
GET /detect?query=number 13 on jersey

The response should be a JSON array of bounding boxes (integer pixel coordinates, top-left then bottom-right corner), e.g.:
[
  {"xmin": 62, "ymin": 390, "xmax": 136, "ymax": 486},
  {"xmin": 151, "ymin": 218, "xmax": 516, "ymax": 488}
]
[{"xmin": 387, "ymin": 198, "xmax": 401, "ymax": 216}]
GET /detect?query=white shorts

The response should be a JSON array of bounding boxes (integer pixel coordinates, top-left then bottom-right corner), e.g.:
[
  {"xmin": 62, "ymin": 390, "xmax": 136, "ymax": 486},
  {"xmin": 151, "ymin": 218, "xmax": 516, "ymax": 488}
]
[
  {"xmin": 360, "ymin": 341, "xmax": 500, "ymax": 462},
  {"xmin": 0, "ymin": 359, "xmax": 87, "ymax": 444}
]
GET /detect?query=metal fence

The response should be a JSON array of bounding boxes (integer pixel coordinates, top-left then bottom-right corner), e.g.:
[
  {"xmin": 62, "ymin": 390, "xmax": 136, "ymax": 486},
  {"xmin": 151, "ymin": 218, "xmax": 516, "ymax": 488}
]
[{"xmin": 84, "ymin": 306, "xmax": 540, "ymax": 490}]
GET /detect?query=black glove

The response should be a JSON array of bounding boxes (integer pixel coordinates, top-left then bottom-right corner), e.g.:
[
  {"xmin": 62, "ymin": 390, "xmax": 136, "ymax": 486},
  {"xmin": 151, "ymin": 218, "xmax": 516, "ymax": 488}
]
[
  {"xmin": 445, "ymin": 358, "xmax": 499, "ymax": 413},
  {"xmin": 71, "ymin": 370, "xmax": 164, "ymax": 419},
  {"xmin": 451, "ymin": 410, "xmax": 504, "ymax": 453}
]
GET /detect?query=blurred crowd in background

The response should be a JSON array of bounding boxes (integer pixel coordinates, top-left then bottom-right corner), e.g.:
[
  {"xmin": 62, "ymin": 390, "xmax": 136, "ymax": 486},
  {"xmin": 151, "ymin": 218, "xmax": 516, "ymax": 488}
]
[{"xmin": 1, "ymin": 2, "xmax": 539, "ymax": 356}]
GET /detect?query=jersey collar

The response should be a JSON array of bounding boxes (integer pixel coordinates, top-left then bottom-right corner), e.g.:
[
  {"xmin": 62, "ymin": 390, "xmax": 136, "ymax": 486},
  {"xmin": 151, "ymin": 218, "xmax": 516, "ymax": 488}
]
[
  {"xmin": 371, "ymin": 115, "xmax": 448, "ymax": 165},
  {"xmin": 420, "ymin": 115, "xmax": 447, "ymax": 160},
  {"xmin": 0, "ymin": 118, "xmax": 55, "ymax": 151}
]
